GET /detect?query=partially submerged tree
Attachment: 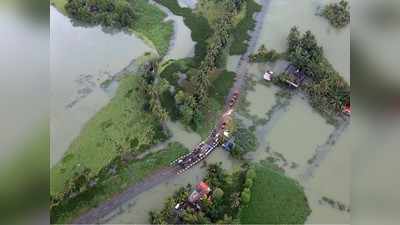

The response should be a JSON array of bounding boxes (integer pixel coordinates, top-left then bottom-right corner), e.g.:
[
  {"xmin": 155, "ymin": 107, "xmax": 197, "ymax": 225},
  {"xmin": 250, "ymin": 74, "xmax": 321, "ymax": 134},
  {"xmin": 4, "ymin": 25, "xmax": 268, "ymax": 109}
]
[{"xmin": 321, "ymin": 0, "xmax": 350, "ymax": 29}]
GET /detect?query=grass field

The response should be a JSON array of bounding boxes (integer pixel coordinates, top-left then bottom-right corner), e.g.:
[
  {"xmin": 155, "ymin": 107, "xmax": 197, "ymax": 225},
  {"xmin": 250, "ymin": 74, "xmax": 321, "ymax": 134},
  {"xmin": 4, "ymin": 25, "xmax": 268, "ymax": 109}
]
[
  {"xmin": 51, "ymin": 74, "xmax": 167, "ymax": 196},
  {"xmin": 51, "ymin": 142, "xmax": 189, "ymax": 224},
  {"xmin": 240, "ymin": 162, "xmax": 311, "ymax": 224},
  {"xmin": 130, "ymin": 0, "xmax": 173, "ymax": 56},
  {"xmin": 230, "ymin": 0, "xmax": 262, "ymax": 55}
]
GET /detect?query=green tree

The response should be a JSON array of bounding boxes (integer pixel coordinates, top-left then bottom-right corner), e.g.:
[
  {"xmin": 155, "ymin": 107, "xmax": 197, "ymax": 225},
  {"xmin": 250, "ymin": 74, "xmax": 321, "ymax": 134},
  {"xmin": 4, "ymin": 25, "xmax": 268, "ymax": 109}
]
[
  {"xmin": 175, "ymin": 90, "xmax": 186, "ymax": 105},
  {"xmin": 241, "ymin": 188, "xmax": 251, "ymax": 204},
  {"xmin": 244, "ymin": 178, "xmax": 253, "ymax": 189},
  {"xmin": 213, "ymin": 187, "xmax": 224, "ymax": 200}
]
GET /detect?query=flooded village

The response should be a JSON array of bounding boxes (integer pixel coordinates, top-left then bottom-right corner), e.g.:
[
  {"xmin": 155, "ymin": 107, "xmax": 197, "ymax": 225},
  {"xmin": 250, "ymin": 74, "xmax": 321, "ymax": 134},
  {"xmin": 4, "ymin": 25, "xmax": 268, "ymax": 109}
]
[{"xmin": 50, "ymin": 0, "xmax": 350, "ymax": 224}]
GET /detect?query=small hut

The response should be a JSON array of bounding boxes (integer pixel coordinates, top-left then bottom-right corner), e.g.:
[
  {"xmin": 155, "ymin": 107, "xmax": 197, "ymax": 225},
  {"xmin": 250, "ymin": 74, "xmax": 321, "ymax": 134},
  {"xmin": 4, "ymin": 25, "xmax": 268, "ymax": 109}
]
[
  {"xmin": 283, "ymin": 64, "xmax": 306, "ymax": 88},
  {"xmin": 188, "ymin": 182, "xmax": 211, "ymax": 204}
]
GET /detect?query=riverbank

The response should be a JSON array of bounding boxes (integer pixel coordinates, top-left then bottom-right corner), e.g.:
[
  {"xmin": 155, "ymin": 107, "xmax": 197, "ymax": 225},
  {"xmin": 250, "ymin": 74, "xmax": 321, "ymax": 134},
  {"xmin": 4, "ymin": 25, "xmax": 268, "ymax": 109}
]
[{"xmin": 51, "ymin": 58, "xmax": 168, "ymax": 196}]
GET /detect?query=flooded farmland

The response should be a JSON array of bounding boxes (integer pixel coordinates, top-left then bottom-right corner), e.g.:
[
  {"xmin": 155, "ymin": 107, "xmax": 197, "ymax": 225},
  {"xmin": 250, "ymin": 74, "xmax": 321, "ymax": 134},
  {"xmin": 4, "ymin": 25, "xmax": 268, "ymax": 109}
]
[
  {"xmin": 49, "ymin": 0, "xmax": 350, "ymax": 223},
  {"xmin": 99, "ymin": 0, "xmax": 351, "ymax": 223},
  {"xmin": 240, "ymin": 0, "xmax": 351, "ymax": 223}
]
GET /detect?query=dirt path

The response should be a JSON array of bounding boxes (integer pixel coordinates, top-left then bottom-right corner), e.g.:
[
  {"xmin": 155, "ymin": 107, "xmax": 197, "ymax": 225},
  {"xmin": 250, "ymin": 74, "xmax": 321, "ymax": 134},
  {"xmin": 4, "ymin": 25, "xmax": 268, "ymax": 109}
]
[{"xmin": 71, "ymin": 167, "xmax": 178, "ymax": 224}]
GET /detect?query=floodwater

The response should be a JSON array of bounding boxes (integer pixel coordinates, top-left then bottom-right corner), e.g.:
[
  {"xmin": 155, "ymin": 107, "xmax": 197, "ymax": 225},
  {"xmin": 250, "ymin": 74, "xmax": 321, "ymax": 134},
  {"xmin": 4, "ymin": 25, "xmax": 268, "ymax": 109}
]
[
  {"xmin": 267, "ymin": 96, "xmax": 334, "ymax": 170},
  {"xmin": 177, "ymin": 0, "xmax": 198, "ymax": 9},
  {"xmin": 245, "ymin": 1, "xmax": 351, "ymax": 223},
  {"xmin": 103, "ymin": 122, "xmax": 240, "ymax": 224},
  {"xmin": 152, "ymin": 1, "xmax": 196, "ymax": 61},
  {"xmin": 256, "ymin": 0, "xmax": 350, "ymax": 83},
  {"xmin": 50, "ymin": 6, "xmax": 152, "ymax": 166},
  {"xmin": 246, "ymin": 83, "xmax": 278, "ymax": 119},
  {"xmin": 48, "ymin": 0, "xmax": 351, "ymax": 222},
  {"xmin": 305, "ymin": 126, "xmax": 351, "ymax": 224}
]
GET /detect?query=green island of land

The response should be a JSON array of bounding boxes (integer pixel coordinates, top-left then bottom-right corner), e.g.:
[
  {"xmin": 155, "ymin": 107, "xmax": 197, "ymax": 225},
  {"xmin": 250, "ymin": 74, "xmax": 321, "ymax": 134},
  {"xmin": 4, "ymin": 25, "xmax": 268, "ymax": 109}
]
[
  {"xmin": 51, "ymin": 0, "xmax": 173, "ymax": 55},
  {"xmin": 240, "ymin": 162, "xmax": 311, "ymax": 224}
]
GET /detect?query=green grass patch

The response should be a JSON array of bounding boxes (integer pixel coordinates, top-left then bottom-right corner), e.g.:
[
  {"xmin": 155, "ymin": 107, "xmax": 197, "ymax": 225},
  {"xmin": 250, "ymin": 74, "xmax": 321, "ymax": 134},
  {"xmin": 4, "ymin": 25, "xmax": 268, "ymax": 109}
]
[
  {"xmin": 50, "ymin": 0, "xmax": 67, "ymax": 15},
  {"xmin": 156, "ymin": 0, "xmax": 212, "ymax": 64},
  {"xmin": 240, "ymin": 162, "xmax": 311, "ymax": 224},
  {"xmin": 230, "ymin": 0, "xmax": 262, "ymax": 55},
  {"xmin": 51, "ymin": 74, "xmax": 167, "ymax": 196},
  {"xmin": 51, "ymin": 142, "xmax": 189, "ymax": 224},
  {"xmin": 130, "ymin": 0, "xmax": 173, "ymax": 56}
]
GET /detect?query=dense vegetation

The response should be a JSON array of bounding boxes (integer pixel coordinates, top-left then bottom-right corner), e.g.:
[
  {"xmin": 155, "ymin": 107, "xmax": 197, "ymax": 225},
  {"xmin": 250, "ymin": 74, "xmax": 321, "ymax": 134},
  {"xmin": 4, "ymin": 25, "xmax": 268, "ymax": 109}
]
[
  {"xmin": 61, "ymin": 0, "xmax": 173, "ymax": 55},
  {"xmin": 230, "ymin": 122, "xmax": 258, "ymax": 160},
  {"xmin": 249, "ymin": 44, "xmax": 284, "ymax": 63},
  {"xmin": 51, "ymin": 71, "xmax": 169, "ymax": 196},
  {"xmin": 321, "ymin": 0, "xmax": 350, "ymax": 29},
  {"xmin": 240, "ymin": 161, "xmax": 311, "ymax": 224},
  {"xmin": 150, "ymin": 163, "xmax": 256, "ymax": 224},
  {"xmin": 157, "ymin": 0, "xmax": 244, "ymax": 136},
  {"xmin": 285, "ymin": 27, "xmax": 350, "ymax": 124},
  {"xmin": 50, "ymin": 142, "xmax": 189, "ymax": 224},
  {"xmin": 65, "ymin": 0, "xmax": 136, "ymax": 28},
  {"xmin": 50, "ymin": 54, "xmax": 175, "ymax": 216},
  {"xmin": 230, "ymin": 0, "xmax": 262, "ymax": 54}
]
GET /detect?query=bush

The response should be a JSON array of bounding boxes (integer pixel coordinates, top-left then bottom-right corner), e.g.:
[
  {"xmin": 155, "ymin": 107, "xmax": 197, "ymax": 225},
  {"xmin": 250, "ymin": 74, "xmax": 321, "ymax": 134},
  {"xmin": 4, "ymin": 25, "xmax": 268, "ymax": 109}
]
[
  {"xmin": 230, "ymin": 122, "xmax": 258, "ymax": 159},
  {"xmin": 244, "ymin": 178, "xmax": 253, "ymax": 189},
  {"xmin": 240, "ymin": 188, "xmax": 251, "ymax": 204},
  {"xmin": 249, "ymin": 45, "xmax": 284, "ymax": 63},
  {"xmin": 213, "ymin": 187, "xmax": 225, "ymax": 200},
  {"xmin": 322, "ymin": 0, "xmax": 350, "ymax": 29}
]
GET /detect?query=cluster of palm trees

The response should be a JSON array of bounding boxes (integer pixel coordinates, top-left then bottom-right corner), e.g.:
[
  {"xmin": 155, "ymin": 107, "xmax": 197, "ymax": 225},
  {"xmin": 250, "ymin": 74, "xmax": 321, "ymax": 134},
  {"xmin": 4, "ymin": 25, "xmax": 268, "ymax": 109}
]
[
  {"xmin": 192, "ymin": 1, "xmax": 241, "ymax": 107},
  {"xmin": 286, "ymin": 27, "xmax": 350, "ymax": 120}
]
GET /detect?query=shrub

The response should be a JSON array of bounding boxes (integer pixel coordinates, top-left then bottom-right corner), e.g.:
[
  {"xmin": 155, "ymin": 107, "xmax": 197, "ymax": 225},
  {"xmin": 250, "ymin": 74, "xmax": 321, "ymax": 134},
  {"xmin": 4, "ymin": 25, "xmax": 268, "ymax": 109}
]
[{"xmin": 322, "ymin": 0, "xmax": 350, "ymax": 29}]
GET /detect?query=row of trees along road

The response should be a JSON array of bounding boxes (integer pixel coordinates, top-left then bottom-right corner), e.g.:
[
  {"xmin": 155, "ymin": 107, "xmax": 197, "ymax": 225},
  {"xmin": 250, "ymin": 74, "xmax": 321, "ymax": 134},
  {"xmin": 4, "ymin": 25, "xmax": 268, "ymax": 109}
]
[{"xmin": 180, "ymin": 0, "xmax": 244, "ymax": 127}]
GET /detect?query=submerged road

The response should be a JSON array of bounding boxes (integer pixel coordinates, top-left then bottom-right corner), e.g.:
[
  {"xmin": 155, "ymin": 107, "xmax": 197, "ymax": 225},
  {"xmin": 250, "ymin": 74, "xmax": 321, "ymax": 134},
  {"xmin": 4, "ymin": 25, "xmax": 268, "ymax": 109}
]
[{"xmin": 71, "ymin": 1, "xmax": 270, "ymax": 223}]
